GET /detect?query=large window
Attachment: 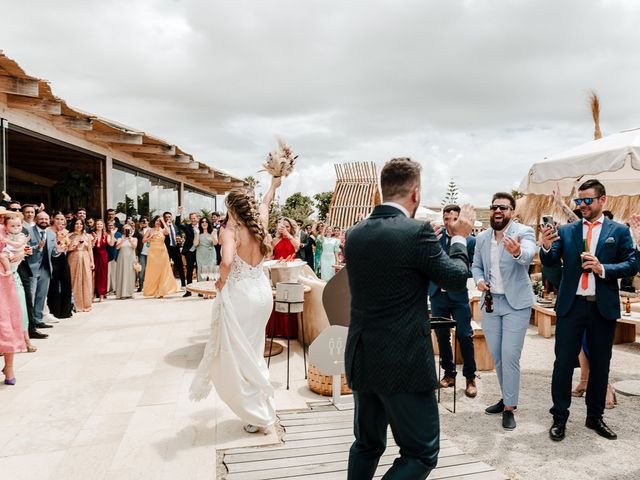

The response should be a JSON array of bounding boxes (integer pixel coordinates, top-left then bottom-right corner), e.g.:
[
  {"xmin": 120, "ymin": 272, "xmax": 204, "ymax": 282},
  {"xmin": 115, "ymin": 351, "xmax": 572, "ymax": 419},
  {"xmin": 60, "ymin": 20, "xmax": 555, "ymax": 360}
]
[
  {"xmin": 112, "ymin": 163, "xmax": 179, "ymax": 221},
  {"xmin": 183, "ymin": 187, "xmax": 217, "ymax": 216}
]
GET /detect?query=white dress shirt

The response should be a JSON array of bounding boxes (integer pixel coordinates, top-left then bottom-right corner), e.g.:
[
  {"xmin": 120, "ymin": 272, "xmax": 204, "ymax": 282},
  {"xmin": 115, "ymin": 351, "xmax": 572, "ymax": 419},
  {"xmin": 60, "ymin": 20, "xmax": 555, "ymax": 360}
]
[
  {"xmin": 489, "ymin": 233, "xmax": 505, "ymax": 294},
  {"xmin": 576, "ymin": 214, "xmax": 605, "ymax": 296}
]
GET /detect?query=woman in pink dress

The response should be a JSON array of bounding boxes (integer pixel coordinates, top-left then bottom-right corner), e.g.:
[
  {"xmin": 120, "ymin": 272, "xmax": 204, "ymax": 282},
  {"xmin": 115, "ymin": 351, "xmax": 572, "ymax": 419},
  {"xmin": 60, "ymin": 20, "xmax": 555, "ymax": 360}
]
[
  {"xmin": 92, "ymin": 219, "xmax": 111, "ymax": 302},
  {"xmin": 0, "ymin": 211, "xmax": 26, "ymax": 385}
]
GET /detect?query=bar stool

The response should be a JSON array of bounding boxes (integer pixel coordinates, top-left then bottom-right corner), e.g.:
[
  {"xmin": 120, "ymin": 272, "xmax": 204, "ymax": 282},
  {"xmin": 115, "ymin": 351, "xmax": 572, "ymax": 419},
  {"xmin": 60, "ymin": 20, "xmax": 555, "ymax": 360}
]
[
  {"xmin": 431, "ymin": 316, "xmax": 457, "ymax": 413},
  {"xmin": 268, "ymin": 300, "xmax": 307, "ymax": 390}
]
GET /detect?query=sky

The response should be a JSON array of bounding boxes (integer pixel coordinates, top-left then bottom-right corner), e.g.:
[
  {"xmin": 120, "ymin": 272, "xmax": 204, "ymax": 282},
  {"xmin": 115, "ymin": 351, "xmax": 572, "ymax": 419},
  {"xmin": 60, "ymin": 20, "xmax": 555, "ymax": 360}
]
[{"xmin": 2, "ymin": 0, "xmax": 640, "ymax": 206}]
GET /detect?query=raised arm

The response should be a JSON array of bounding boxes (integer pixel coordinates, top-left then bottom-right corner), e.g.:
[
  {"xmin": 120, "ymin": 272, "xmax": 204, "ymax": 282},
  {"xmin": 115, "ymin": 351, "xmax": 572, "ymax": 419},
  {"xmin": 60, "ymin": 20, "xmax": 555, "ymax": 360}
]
[{"xmin": 259, "ymin": 176, "xmax": 281, "ymax": 231}]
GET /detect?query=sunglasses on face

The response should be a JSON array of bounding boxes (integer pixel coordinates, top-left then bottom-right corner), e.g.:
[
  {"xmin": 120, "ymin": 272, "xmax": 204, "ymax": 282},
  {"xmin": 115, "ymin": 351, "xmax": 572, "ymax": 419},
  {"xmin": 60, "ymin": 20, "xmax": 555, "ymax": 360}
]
[
  {"xmin": 8, "ymin": 207, "xmax": 20, "ymax": 212},
  {"xmin": 573, "ymin": 196, "xmax": 602, "ymax": 206},
  {"xmin": 489, "ymin": 205, "xmax": 512, "ymax": 212}
]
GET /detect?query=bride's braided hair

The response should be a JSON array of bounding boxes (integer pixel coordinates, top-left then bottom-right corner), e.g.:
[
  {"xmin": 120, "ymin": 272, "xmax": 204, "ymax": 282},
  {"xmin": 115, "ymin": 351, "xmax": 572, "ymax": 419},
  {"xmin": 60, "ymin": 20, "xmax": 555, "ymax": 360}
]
[{"xmin": 225, "ymin": 188, "xmax": 272, "ymax": 257}]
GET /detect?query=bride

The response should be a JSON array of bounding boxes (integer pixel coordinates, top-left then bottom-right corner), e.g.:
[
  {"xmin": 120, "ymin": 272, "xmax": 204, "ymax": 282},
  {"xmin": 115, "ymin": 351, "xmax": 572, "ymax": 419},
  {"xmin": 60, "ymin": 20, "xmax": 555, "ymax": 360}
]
[{"xmin": 190, "ymin": 176, "xmax": 281, "ymax": 433}]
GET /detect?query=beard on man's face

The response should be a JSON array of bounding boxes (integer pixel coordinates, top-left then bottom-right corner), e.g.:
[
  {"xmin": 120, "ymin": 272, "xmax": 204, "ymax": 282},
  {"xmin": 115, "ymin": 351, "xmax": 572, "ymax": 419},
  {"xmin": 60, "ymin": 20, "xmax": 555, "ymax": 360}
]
[{"xmin": 490, "ymin": 215, "xmax": 510, "ymax": 231}]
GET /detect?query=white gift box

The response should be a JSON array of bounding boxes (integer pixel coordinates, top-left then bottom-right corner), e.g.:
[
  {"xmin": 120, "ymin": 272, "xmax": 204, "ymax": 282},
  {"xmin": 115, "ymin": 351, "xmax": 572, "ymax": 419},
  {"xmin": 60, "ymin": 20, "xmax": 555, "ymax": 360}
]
[{"xmin": 275, "ymin": 282, "xmax": 305, "ymax": 313}]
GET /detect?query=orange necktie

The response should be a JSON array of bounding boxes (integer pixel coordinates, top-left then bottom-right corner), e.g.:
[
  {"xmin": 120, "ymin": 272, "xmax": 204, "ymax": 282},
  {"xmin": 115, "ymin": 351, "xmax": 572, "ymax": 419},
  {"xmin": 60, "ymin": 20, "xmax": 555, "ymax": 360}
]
[{"xmin": 581, "ymin": 221, "xmax": 601, "ymax": 289}]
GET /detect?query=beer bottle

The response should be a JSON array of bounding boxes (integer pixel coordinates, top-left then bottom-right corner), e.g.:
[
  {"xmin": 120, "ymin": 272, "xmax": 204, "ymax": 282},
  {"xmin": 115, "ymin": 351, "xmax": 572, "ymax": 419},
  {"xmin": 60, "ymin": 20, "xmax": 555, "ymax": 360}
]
[
  {"xmin": 485, "ymin": 287, "xmax": 494, "ymax": 313},
  {"xmin": 625, "ymin": 296, "xmax": 632, "ymax": 315}
]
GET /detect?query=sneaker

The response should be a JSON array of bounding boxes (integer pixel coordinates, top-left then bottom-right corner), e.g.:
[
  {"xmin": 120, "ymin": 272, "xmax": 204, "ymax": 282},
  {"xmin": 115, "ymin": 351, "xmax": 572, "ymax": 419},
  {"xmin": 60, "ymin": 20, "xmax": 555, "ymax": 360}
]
[
  {"xmin": 485, "ymin": 399, "xmax": 505, "ymax": 415},
  {"xmin": 45, "ymin": 314, "xmax": 60, "ymax": 323}
]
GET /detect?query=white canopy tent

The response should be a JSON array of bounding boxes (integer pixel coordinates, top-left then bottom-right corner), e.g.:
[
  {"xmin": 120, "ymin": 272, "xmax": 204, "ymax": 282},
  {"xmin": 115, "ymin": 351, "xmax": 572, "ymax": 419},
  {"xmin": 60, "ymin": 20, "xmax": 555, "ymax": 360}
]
[
  {"xmin": 519, "ymin": 128, "xmax": 640, "ymax": 196},
  {"xmin": 415, "ymin": 206, "xmax": 441, "ymax": 222},
  {"xmin": 516, "ymin": 128, "xmax": 640, "ymax": 225}
]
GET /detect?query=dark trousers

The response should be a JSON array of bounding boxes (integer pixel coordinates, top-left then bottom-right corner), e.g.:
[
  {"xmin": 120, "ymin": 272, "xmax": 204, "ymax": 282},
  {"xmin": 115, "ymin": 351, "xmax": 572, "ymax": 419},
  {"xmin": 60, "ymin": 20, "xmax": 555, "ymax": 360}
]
[
  {"xmin": 17, "ymin": 263, "xmax": 36, "ymax": 331},
  {"xmin": 348, "ymin": 390, "xmax": 439, "ymax": 480},
  {"xmin": 432, "ymin": 295, "xmax": 477, "ymax": 379},
  {"xmin": 550, "ymin": 298, "xmax": 617, "ymax": 421},
  {"xmin": 183, "ymin": 250, "xmax": 196, "ymax": 284},
  {"xmin": 167, "ymin": 246, "xmax": 186, "ymax": 286}
]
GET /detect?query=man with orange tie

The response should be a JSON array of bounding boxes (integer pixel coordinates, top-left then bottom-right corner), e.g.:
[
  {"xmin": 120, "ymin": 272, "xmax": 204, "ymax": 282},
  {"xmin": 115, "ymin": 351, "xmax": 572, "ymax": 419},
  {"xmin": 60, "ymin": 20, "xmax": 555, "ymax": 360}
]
[{"xmin": 540, "ymin": 179, "xmax": 637, "ymax": 442}]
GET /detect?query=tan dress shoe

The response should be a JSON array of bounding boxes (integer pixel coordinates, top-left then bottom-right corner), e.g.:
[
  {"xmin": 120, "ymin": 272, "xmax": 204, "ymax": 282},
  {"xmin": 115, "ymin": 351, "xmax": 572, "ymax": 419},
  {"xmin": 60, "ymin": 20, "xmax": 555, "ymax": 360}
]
[
  {"xmin": 465, "ymin": 378, "xmax": 478, "ymax": 398},
  {"xmin": 439, "ymin": 376, "xmax": 455, "ymax": 388}
]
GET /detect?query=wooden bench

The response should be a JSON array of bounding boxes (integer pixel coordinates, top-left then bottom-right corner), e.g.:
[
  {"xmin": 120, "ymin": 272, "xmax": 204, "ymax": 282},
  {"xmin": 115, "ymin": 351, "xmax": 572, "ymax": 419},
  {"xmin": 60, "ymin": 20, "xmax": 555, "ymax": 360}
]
[
  {"xmin": 534, "ymin": 302, "xmax": 640, "ymax": 344},
  {"xmin": 431, "ymin": 321, "xmax": 494, "ymax": 371},
  {"xmin": 614, "ymin": 313, "xmax": 640, "ymax": 344},
  {"xmin": 533, "ymin": 303, "xmax": 556, "ymax": 338},
  {"xmin": 469, "ymin": 295, "xmax": 482, "ymax": 322}
]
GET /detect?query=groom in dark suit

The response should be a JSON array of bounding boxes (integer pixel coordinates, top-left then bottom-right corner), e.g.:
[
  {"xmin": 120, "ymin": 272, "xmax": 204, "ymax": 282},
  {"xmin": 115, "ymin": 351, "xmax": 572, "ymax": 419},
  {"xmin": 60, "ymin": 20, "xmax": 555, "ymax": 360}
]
[
  {"xmin": 344, "ymin": 158, "xmax": 475, "ymax": 479},
  {"xmin": 541, "ymin": 179, "xmax": 637, "ymax": 441},
  {"xmin": 176, "ymin": 206, "xmax": 199, "ymax": 297}
]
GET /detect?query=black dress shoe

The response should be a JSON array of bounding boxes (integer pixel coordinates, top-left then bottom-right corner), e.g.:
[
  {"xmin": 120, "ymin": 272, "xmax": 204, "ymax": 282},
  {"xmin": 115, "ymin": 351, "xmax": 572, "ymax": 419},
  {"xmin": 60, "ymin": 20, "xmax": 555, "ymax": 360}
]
[
  {"xmin": 502, "ymin": 410, "xmax": 516, "ymax": 430},
  {"xmin": 549, "ymin": 418, "xmax": 566, "ymax": 441},
  {"xmin": 35, "ymin": 323, "xmax": 53, "ymax": 329},
  {"xmin": 586, "ymin": 418, "xmax": 617, "ymax": 440},
  {"xmin": 485, "ymin": 399, "xmax": 505, "ymax": 415},
  {"xmin": 183, "ymin": 291, "xmax": 192, "ymax": 298},
  {"xmin": 29, "ymin": 330, "xmax": 49, "ymax": 339}
]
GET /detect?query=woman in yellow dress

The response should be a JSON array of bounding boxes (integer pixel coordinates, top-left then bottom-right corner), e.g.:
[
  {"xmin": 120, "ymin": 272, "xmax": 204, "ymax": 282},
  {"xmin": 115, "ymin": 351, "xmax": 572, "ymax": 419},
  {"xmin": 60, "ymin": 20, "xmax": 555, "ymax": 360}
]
[{"xmin": 142, "ymin": 216, "xmax": 178, "ymax": 298}]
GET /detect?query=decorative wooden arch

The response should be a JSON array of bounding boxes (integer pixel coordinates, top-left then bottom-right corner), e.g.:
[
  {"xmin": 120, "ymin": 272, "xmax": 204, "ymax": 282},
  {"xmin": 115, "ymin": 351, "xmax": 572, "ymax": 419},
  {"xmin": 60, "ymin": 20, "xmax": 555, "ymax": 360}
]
[{"xmin": 327, "ymin": 162, "xmax": 381, "ymax": 228}]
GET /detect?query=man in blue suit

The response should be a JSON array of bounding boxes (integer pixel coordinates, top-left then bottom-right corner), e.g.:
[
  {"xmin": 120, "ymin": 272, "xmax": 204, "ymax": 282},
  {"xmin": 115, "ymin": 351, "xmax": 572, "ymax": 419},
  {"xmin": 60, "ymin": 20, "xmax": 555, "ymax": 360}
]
[
  {"xmin": 541, "ymin": 179, "xmax": 638, "ymax": 442},
  {"xmin": 472, "ymin": 192, "xmax": 537, "ymax": 430},
  {"xmin": 27, "ymin": 211, "xmax": 62, "ymax": 329},
  {"xmin": 430, "ymin": 204, "xmax": 478, "ymax": 398}
]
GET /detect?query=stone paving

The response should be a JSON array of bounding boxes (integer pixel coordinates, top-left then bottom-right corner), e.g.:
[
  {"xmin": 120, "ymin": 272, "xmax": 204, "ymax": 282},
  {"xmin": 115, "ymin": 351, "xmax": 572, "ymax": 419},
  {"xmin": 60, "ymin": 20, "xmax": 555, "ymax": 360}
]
[{"xmin": 0, "ymin": 287, "xmax": 320, "ymax": 480}]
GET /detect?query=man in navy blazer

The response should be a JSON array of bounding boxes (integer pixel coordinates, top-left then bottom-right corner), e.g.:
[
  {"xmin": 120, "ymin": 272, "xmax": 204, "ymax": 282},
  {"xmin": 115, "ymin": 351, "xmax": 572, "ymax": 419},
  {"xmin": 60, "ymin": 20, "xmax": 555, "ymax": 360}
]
[
  {"xmin": 429, "ymin": 204, "xmax": 478, "ymax": 398},
  {"xmin": 27, "ymin": 211, "xmax": 62, "ymax": 329},
  {"xmin": 541, "ymin": 179, "xmax": 638, "ymax": 442}
]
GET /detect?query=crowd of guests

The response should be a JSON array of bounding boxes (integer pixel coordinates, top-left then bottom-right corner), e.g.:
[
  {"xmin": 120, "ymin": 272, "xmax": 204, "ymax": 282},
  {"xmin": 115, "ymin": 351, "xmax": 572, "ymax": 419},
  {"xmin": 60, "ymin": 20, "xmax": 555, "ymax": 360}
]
[
  {"xmin": 0, "ymin": 191, "xmax": 229, "ymax": 385},
  {"xmin": 272, "ymin": 217, "xmax": 345, "ymax": 281}
]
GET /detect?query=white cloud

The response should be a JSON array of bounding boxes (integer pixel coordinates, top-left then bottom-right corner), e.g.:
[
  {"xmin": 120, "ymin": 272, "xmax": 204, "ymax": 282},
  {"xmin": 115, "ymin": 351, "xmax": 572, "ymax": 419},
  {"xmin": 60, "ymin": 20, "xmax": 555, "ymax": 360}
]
[{"xmin": 2, "ymin": 0, "xmax": 639, "ymax": 206}]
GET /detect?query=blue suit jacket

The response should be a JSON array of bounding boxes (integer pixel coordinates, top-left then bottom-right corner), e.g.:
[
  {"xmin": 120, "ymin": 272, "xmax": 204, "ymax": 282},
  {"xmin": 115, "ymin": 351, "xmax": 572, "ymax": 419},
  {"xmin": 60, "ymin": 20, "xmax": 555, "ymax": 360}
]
[
  {"xmin": 472, "ymin": 221, "xmax": 537, "ymax": 310},
  {"xmin": 428, "ymin": 233, "xmax": 475, "ymax": 303},
  {"xmin": 539, "ymin": 218, "xmax": 638, "ymax": 319},
  {"xmin": 27, "ymin": 226, "xmax": 60, "ymax": 274}
]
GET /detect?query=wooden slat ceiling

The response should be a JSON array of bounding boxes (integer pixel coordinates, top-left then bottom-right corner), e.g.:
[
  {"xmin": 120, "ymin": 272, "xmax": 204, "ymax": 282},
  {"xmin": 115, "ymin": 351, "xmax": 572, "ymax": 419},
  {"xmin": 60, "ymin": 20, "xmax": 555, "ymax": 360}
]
[{"xmin": 0, "ymin": 50, "xmax": 245, "ymax": 195}]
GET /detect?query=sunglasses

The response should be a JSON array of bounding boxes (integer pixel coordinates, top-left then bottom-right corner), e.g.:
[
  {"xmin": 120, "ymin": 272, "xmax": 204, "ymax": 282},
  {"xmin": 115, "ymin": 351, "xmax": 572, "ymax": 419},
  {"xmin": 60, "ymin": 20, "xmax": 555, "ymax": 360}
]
[
  {"xmin": 489, "ymin": 205, "xmax": 512, "ymax": 212},
  {"xmin": 573, "ymin": 196, "xmax": 602, "ymax": 206},
  {"xmin": 8, "ymin": 207, "xmax": 20, "ymax": 212}
]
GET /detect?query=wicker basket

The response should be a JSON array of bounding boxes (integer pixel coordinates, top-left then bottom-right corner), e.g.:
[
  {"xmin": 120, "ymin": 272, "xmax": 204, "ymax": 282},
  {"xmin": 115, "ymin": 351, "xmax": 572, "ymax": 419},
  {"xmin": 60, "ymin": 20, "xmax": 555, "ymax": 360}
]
[{"xmin": 307, "ymin": 363, "xmax": 352, "ymax": 396}]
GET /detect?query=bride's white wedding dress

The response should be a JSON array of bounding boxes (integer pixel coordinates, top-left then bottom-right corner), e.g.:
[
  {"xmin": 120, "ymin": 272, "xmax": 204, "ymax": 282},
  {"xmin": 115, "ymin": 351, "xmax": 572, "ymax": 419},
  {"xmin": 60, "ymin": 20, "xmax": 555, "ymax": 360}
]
[{"xmin": 190, "ymin": 254, "xmax": 276, "ymax": 428}]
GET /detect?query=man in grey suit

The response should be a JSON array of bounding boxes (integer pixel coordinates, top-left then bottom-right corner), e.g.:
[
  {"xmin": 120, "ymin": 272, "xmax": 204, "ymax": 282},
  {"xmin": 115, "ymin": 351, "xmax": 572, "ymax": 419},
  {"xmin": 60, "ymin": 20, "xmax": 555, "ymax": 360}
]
[
  {"xmin": 27, "ymin": 211, "xmax": 62, "ymax": 329},
  {"xmin": 344, "ymin": 158, "xmax": 475, "ymax": 480},
  {"xmin": 472, "ymin": 192, "xmax": 536, "ymax": 430}
]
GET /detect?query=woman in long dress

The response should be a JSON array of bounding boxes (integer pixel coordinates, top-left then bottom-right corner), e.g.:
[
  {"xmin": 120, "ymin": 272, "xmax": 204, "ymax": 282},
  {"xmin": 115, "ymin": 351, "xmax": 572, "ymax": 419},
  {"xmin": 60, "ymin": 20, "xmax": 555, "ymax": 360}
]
[
  {"xmin": 265, "ymin": 217, "xmax": 301, "ymax": 338},
  {"xmin": 115, "ymin": 224, "xmax": 137, "ymax": 299},
  {"xmin": 142, "ymin": 216, "xmax": 178, "ymax": 298},
  {"xmin": 92, "ymin": 219, "xmax": 111, "ymax": 302},
  {"xmin": 190, "ymin": 176, "xmax": 282, "ymax": 433},
  {"xmin": 195, "ymin": 216, "xmax": 218, "ymax": 281},
  {"xmin": 0, "ymin": 212, "xmax": 26, "ymax": 384},
  {"xmin": 67, "ymin": 219, "xmax": 94, "ymax": 312},
  {"xmin": 47, "ymin": 212, "xmax": 73, "ymax": 318},
  {"xmin": 319, "ymin": 226, "xmax": 341, "ymax": 281}
]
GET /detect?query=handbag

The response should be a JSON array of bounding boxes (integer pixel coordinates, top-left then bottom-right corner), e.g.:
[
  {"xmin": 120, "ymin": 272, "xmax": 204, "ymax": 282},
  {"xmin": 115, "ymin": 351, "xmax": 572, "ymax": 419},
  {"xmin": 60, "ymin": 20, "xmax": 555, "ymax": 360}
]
[{"xmin": 133, "ymin": 258, "xmax": 142, "ymax": 273}]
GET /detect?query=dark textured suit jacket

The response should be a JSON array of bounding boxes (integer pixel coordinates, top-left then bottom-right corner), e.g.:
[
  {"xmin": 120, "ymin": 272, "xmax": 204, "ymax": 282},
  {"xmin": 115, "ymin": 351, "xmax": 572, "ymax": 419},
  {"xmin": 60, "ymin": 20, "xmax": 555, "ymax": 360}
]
[
  {"xmin": 175, "ymin": 216, "xmax": 197, "ymax": 254},
  {"xmin": 428, "ymin": 233, "xmax": 475, "ymax": 304},
  {"xmin": 540, "ymin": 218, "xmax": 637, "ymax": 319},
  {"xmin": 344, "ymin": 205, "xmax": 470, "ymax": 393}
]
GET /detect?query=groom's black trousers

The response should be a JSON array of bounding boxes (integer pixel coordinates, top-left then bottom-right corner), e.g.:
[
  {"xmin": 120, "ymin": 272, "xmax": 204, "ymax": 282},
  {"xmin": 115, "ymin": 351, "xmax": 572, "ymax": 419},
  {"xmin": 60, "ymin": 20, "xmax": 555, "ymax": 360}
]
[{"xmin": 348, "ymin": 390, "xmax": 439, "ymax": 480}]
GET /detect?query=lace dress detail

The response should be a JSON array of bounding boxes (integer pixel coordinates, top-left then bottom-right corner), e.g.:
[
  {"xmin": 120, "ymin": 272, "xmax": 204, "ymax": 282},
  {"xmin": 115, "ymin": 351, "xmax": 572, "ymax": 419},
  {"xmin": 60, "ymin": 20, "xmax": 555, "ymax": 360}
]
[{"xmin": 189, "ymin": 254, "xmax": 276, "ymax": 427}]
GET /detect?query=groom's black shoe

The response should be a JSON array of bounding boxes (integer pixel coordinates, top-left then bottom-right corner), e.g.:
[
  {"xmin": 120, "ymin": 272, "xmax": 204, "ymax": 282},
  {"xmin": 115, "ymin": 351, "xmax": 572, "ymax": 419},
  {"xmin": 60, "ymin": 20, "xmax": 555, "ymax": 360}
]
[
  {"xmin": 585, "ymin": 418, "xmax": 617, "ymax": 440},
  {"xmin": 485, "ymin": 399, "xmax": 505, "ymax": 415},
  {"xmin": 549, "ymin": 418, "xmax": 566, "ymax": 442}
]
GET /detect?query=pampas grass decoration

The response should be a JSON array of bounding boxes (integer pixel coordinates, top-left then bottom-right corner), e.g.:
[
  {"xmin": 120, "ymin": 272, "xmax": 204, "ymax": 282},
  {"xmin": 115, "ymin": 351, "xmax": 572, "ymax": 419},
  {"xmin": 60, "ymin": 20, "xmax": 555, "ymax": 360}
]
[
  {"xmin": 589, "ymin": 90, "xmax": 602, "ymax": 140},
  {"xmin": 261, "ymin": 137, "xmax": 298, "ymax": 178}
]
